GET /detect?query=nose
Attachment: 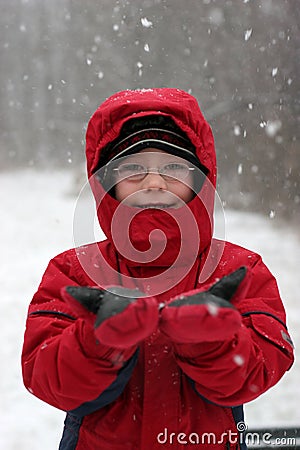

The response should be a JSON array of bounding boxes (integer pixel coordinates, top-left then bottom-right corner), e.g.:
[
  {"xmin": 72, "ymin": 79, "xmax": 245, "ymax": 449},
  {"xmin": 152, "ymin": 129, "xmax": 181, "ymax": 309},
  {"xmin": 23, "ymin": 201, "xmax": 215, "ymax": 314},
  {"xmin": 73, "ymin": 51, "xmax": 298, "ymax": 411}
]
[{"xmin": 140, "ymin": 171, "xmax": 168, "ymax": 190}]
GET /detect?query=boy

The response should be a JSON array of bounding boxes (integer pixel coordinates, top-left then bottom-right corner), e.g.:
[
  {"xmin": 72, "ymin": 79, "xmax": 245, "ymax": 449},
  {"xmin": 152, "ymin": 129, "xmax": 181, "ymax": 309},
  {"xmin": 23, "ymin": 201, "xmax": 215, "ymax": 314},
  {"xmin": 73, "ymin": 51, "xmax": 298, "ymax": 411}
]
[{"xmin": 22, "ymin": 88, "xmax": 294, "ymax": 449}]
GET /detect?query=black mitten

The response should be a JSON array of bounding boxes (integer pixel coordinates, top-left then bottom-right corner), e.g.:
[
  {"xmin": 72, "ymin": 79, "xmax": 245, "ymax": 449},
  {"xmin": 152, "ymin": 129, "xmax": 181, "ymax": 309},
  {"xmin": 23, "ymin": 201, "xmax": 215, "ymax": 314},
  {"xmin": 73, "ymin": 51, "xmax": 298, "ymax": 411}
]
[{"xmin": 62, "ymin": 286, "xmax": 159, "ymax": 348}]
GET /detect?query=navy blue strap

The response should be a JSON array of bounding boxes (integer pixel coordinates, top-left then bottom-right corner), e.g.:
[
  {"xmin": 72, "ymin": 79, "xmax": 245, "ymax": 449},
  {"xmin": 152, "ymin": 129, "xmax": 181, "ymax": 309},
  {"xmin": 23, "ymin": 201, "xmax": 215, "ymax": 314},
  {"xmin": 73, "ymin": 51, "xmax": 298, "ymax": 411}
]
[
  {"xmin": 59, "ymin": 414, "xmax": 82, "ymax": 450},
  {"xmin": 70, "ymin": 349, "xmax": 139, "ymax": 417},
  {"xmin": 232, "ymin": 405, "xmax": 247, "ymax": 449}
]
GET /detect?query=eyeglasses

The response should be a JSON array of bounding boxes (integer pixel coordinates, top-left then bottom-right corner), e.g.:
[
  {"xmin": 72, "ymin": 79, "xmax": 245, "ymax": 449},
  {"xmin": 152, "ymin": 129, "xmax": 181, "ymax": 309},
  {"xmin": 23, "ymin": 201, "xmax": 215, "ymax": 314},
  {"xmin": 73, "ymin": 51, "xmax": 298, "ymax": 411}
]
[{"xmin": 113, "ymin": 162, "xmax": 195, "ymax": 182}]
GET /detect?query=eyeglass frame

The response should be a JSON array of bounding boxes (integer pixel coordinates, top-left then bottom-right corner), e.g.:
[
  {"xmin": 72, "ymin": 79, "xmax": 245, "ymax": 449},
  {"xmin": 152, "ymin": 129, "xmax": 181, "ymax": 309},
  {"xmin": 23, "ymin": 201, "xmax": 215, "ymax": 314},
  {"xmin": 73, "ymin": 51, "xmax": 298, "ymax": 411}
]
[{"xmin": 112, "ymin": 161, "xmax": 195, "ymax": 182}]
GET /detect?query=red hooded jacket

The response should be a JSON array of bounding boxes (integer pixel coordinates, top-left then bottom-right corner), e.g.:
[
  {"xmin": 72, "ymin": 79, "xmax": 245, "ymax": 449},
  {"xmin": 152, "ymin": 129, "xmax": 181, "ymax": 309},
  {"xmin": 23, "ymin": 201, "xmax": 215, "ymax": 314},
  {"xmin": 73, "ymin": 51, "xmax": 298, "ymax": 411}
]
[{"xmin": 22, "ymin": 88, "xmax": 294, "ymax": 450}]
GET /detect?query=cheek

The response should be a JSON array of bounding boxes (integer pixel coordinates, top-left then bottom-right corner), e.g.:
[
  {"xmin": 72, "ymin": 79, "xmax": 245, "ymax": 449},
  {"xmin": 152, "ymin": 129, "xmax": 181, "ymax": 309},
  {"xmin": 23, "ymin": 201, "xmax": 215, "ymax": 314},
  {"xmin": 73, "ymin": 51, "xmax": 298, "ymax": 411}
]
[
  {"xmin": 169, "ymin": 175, "xmax": 194, "ymax": 203},
  {"xmin": 172, "ymin": 184, "xmax": 194, "ymax": 203},
  {"xmin": 115, "ymin": 181, "xmax": 137, "ymax": 202}
]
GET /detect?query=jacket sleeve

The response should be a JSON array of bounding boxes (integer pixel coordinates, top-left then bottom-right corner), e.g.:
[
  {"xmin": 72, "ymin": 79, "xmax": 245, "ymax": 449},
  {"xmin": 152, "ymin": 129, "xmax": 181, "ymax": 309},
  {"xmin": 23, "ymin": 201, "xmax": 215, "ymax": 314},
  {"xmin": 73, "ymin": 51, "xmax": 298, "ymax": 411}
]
[
  {"xmin": 21, "ymin": 249, "xmax": 137, "ymax": 414},
  {"xmin": 173, "ymin": 254, "xmax": 294, "ymax": 406}
]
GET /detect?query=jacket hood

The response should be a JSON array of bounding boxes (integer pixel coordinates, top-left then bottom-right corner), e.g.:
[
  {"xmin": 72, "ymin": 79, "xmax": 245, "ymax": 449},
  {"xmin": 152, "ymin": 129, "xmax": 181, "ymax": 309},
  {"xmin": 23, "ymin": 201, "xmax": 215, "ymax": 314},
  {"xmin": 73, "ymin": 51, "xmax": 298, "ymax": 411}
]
[{"xmin": 85, "ymin": 88, "xmax": 217, "ymax": 269}]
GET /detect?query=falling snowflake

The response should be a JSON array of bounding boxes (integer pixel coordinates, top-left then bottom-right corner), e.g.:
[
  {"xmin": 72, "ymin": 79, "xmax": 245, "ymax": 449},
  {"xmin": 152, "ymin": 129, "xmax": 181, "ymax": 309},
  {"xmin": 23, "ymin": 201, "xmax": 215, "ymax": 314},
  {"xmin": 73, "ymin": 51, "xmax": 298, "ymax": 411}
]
[
  {"xmin": 207, "ymin": 302, "xmax": 219, "ymax": 316},
  {"xmin": 234, "ymin": 125, "xmax": 241, "ymax": 136},
  {"xmin": 244, "ymin": 29, "xmax": 252, "ymax": 41},
  {"xmin": 137, "ymin": 61, "xmax": 143, "ymax": 77},
  {"xmin": 141, "ymin": 17, "xmax": 153, "ymax": 28},
  {"xmin": 265, "ymin": 120, "xmax": 282, "ymax": 137},
  {"xmin": 233, "ymin": 354, "xmax": 245, "ymax": 366}
]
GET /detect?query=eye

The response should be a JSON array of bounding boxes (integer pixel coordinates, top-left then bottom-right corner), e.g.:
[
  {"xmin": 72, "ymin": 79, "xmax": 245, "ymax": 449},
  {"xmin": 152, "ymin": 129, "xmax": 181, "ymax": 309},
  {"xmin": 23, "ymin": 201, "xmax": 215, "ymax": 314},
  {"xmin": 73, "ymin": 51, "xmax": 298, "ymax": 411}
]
[
  {"xmin": 120, "ymin": 163, "xmax": 144, "ymax": 172},
  {"xmin": 164, "ymin": 163, "xmax": 186, "ymax": 171},
  {"xmin": 162, "ymin": 162, "xmax": 190, "ymax": 180},
  {"xmin": 117, "ymin": 163, "xmax": 146, "ymax": 180}
]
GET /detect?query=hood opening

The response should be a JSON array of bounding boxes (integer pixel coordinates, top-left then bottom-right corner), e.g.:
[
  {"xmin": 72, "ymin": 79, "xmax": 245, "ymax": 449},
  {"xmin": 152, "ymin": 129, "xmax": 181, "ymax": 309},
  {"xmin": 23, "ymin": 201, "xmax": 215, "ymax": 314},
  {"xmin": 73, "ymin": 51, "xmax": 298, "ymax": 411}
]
[{"xmin": 85, "ymin": 88, "xmax": 217, "ymax": 264}]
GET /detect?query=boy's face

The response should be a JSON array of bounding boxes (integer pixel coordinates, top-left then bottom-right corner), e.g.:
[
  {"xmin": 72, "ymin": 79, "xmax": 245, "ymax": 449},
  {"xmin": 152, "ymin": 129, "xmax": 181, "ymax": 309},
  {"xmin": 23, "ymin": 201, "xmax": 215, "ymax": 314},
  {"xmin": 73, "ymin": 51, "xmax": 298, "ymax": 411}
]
[{"xmin": 114, "ymin": 148, "xmax": 194, "ymax": 208}]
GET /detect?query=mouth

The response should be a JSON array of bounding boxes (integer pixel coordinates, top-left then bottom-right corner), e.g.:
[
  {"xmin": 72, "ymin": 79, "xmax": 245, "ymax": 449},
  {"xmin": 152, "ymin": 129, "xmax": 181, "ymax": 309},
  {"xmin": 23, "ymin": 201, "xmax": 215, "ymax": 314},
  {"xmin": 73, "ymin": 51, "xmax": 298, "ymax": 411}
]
[{"xmin": 135, "ymin": 204, "xmax": 176, "ymax": 210}]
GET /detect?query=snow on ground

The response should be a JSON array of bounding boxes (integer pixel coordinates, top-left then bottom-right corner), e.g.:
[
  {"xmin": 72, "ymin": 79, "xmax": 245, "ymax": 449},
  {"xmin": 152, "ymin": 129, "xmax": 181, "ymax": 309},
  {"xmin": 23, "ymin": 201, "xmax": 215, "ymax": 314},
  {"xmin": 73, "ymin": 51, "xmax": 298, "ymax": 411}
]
[{"xmin": 1, "ymin": 169, "xmax": 299, "ymax": 449}]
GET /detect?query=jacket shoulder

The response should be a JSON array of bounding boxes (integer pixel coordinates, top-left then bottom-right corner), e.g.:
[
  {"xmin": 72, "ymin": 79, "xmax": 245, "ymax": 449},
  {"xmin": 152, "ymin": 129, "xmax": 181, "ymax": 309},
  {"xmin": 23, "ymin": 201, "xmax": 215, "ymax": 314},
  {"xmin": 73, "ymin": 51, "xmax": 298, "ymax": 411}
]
[
  {"xmin": 43, "ymin": 240, "xmax": 115, "ymax": 287},
  {"xmin": 221, "ymin": 239, "xmax": 262, "ymax": 266}
]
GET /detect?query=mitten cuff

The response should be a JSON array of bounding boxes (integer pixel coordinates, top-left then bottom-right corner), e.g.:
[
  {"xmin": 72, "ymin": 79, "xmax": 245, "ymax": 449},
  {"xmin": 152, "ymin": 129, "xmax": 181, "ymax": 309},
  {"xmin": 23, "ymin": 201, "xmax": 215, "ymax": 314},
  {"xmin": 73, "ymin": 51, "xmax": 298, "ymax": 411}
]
[{"xmin": 75, "ymin": 319, "xmax": 137, "ymax": 368}]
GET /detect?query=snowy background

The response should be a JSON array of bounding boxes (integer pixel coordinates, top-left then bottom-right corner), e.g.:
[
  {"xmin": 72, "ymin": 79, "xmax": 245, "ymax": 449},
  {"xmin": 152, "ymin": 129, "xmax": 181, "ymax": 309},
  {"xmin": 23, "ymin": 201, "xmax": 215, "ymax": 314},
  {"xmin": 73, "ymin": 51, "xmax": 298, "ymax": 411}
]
[
  {"xmin": 1, "ymin": 169, "xmax": 299, "ymax": 449},
  {"xmin": 2, "ymin": 0, "xmax": 299, "ymax": 222}
]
